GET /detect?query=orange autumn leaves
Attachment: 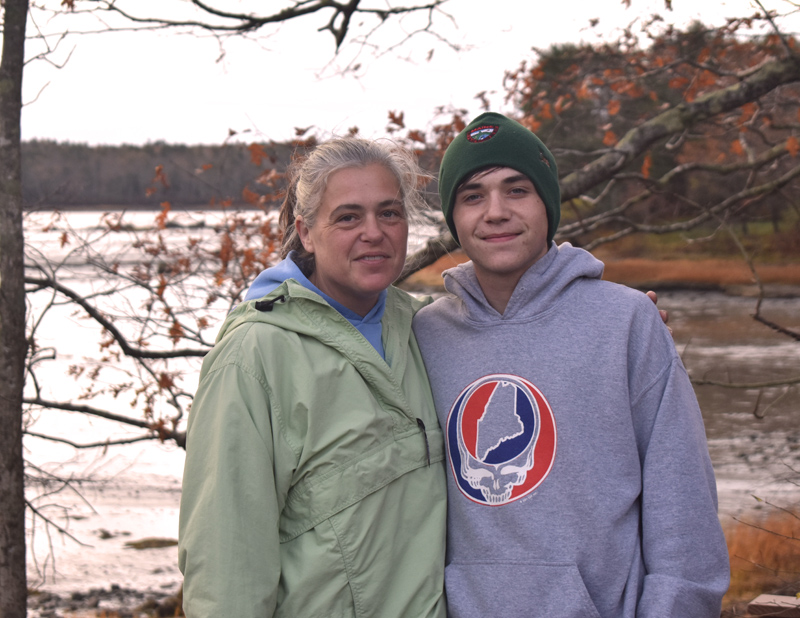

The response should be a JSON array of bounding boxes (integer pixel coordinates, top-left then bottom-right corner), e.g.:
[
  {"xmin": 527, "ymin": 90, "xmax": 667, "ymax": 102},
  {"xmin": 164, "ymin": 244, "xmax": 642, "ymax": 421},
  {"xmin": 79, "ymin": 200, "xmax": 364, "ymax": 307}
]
[
  {"xmin": 509, "ymin": 20, "xmax": 800, "ymax": 158},
  {"xmin": 603, "ymin": 100, "xmax": 622, "ymax": 147},
  {"xmin": 787, "ymin": 136, "xmax": 800, "ymax": 157},
  {"xmin": 726, "ymin": 102, "xmax": 800, "ymax": 158},
  {"xmin": 641, "ymin": 152, "xmax": 653, "ymax": 179}
]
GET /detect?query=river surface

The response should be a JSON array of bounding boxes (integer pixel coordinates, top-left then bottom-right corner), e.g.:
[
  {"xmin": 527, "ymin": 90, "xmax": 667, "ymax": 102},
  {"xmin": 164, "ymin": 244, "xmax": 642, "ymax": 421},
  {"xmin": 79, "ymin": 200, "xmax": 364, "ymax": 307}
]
[
  {"xmin": 20, "ymin": 210, "xmax": 800, "ymax": 601},
  {"xmin": 655, "ymin": 291, "xmax": 800, "ymax": 517}
]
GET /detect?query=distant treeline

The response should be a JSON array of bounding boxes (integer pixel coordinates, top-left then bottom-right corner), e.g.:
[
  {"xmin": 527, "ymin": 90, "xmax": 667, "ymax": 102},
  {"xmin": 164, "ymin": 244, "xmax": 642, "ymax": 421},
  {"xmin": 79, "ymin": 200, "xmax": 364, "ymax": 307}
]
[{"xmin": 22, "ymin": 140, "xmax": 297, "ymax": 209}]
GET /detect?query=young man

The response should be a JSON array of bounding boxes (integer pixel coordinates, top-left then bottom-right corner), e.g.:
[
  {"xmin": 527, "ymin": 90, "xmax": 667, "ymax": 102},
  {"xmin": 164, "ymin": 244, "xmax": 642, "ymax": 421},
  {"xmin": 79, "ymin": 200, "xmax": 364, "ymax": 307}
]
[{"xmin": 413, "ymin": 112, "xmax": 729, "ymax": 618}]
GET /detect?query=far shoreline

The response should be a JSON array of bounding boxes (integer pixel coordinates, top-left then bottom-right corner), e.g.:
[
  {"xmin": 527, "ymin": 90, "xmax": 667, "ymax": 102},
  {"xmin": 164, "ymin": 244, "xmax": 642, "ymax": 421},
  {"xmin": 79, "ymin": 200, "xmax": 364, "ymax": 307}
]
[
  {"xmin": 402, "ymin": 250, "xmax": 800, "ymax": 298},
  {"xmin": 26, "ymin": 208, "xmax": 800, "ymax": 297}
]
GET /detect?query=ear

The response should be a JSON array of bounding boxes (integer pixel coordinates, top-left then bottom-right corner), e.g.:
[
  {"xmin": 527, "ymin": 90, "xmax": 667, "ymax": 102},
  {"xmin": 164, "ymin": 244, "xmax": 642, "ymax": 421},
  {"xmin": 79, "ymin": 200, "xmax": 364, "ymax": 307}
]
[{"xmin": 295, "ymin": 216, "xmax": 315, "ymax": 254}]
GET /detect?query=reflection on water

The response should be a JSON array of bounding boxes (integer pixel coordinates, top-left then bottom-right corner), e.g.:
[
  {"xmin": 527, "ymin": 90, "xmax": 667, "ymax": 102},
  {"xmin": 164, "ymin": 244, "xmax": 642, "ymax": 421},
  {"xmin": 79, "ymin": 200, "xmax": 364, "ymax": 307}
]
[
  {"xmin": 662, "ymin": 291, "xmax": 799, "ymax": 436},
  {"xmin": 659, "ymin": 291, "xmax": 800, "ymax": 516}
]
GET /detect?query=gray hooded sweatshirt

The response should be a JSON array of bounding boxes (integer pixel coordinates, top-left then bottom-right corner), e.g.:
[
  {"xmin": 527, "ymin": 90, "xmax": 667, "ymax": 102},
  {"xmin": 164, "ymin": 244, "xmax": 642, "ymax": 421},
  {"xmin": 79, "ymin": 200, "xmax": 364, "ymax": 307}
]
[{"xmin": 413, "ymin": 243, "xmax": 729, "ymax": 618}]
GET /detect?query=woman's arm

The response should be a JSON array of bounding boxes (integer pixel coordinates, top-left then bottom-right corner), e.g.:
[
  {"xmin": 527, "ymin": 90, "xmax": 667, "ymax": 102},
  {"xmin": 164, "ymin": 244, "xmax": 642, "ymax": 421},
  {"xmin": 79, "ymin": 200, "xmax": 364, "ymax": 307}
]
[{"xmin": 179, "ymin": 361, "xmax": 285, "ymax": 618}]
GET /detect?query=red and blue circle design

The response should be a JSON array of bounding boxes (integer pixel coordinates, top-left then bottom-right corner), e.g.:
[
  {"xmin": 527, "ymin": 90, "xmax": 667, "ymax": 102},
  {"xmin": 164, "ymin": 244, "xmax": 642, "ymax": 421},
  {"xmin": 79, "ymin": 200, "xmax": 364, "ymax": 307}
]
[{"xmin": 446, "ymin": 374, "xmax": 557, "ymax": 506}]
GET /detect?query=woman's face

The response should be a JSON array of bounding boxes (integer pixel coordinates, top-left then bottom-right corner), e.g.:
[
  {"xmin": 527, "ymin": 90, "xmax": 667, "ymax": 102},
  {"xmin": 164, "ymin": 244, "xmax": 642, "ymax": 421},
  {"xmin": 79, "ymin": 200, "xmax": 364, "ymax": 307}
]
[{"xmin": 296, "ymin": 163, "xmax": 408, "ymax": 316}]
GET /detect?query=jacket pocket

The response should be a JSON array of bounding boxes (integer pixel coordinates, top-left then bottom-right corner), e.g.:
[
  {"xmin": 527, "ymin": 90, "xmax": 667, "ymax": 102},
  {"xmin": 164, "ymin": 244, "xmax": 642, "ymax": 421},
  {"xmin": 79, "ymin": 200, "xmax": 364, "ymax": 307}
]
[
  {"xmin": 279, "ymin": 429, "xmax": 443, "ymax": 542},
  {"xmin": 445, "ymin": 561, "xmax": 602, "ymax": 618}
]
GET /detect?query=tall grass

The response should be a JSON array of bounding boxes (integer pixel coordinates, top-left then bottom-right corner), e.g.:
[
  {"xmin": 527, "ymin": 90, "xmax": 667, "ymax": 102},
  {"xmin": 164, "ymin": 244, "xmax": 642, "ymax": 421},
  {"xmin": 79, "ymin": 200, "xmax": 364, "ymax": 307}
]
[{"xmin": 723, "ymin": 507, "xmax": 800, "ymax": 611}]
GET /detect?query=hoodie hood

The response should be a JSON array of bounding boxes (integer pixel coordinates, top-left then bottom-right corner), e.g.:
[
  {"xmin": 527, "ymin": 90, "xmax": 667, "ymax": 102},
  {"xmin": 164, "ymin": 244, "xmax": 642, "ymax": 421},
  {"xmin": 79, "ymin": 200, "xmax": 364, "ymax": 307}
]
[
  {"xmin": 243, "ymin": 253, "xmax": 306, "ymax": 302},
  {"xmin": 442, "ymin": 242, "xmax": 604, "ymax": 322},
  {"xmin": 218, "ymin": 276, "xmax": 428, "ymax": 381},
  {"xmin": 242, "ymin": 252, "xmax": 387, "ymax": 357}
]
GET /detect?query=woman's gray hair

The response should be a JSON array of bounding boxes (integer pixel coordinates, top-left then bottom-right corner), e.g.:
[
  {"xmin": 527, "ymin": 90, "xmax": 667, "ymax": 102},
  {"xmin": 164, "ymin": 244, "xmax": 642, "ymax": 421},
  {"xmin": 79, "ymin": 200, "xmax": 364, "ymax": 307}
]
[{"xmin": 278, "ymin": 137, "xmax": 429, "ymax": 275}]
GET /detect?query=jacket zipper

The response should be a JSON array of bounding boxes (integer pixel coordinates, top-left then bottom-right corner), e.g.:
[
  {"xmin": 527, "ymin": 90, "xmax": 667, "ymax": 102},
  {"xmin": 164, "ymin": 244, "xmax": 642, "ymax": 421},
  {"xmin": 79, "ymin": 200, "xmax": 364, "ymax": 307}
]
[{"xmin": 416, "ymin": 418, "xmax": 431, "ymax": 467}]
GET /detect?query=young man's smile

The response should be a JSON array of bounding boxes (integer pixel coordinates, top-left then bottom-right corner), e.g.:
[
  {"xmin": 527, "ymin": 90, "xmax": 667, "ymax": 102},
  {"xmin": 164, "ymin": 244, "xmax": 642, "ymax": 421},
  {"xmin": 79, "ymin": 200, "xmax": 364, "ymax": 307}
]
[{"xmin": 481, "ymin": 231, "xmax": 522, "ymax": 242}]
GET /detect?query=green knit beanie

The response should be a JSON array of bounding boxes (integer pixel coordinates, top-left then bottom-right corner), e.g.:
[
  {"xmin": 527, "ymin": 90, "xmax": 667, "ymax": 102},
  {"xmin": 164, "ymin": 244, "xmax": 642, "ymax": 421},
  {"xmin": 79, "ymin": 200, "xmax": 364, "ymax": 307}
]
[{"xmin": 438, "ymin": 112, "xmax": 561, "ymax": 245}]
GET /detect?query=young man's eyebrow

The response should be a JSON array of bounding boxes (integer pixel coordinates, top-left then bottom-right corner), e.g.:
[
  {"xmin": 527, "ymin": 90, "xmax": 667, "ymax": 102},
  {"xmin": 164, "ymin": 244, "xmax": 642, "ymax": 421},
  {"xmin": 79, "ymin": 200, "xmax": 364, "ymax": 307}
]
[
  {"xmin": 455, "ymin": 181, "xmax": 483, "ymax": 194},
  {"xmin": 456, "ymin": 173, "xmax": 530, "ymax": 193}
]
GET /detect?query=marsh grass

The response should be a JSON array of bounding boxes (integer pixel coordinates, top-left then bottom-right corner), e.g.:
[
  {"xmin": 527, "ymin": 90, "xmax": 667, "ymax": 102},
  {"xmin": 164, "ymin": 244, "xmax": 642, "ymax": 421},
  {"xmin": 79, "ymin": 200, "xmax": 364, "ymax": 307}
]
[
  {"xmin": 600, "ymin": 257, "xmax": 800, "ymax": 287},
  {"xmin": 585, "ymin": 217, "xmax": 800, "ymax": 263},
  {"xmin": 722, "ymin": 508, "xmax": 800, "ymax": 610},
  {"xmin": 403, "ymin": 219, "xmax": 800, "ymax": 292},
  {"xmin": 403, "ymin": 250, "xmax": 800, "ymax": 291}
]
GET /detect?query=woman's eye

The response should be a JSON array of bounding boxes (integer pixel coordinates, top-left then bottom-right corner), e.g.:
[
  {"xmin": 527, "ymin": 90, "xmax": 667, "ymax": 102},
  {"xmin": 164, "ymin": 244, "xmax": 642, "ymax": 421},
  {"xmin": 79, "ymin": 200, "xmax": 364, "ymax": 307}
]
[{"xmin": 337, "ymin": 214, "xmax": 357, "ymax": 223}]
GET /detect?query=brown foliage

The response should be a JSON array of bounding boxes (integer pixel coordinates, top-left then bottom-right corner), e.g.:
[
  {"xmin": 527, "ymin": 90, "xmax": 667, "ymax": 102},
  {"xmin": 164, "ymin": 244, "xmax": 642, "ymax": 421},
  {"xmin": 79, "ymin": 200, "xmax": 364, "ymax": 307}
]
[{"xmin": 723, "ymin": 509, "xmax": 800, "ymax": 609}]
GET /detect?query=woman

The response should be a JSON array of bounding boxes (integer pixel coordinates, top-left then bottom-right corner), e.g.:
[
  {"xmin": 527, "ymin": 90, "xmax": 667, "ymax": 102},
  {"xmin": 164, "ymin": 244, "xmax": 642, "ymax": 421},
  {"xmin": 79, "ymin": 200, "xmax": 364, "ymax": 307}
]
[{"xmin": 178, "ymin": 138, "xmax": 447, "ymax": 618}]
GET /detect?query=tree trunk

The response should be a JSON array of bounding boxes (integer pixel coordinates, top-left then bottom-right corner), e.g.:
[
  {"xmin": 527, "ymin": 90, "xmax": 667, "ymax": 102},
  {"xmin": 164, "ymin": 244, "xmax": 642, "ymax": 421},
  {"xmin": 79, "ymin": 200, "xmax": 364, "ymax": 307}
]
[{"xmin": 0, "ymin": 1, "xmax": 29, "ymax": 616}]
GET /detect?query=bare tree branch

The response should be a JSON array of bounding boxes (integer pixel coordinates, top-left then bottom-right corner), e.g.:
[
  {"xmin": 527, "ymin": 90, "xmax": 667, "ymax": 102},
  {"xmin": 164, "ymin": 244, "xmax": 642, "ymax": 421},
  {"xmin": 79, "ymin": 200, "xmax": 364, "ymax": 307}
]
[
  {"xmin": 65, "ymin": 0, "xmax": 449, "ymax": 50},
  {"xmin": 25, "ymin": 275, "xmax": 208, "ymax": 359},
  {"xmin": 25, "ymin": 499, "xmax": 91, "ymax": 548},
  {"xmin": 23, "ymin": 397, "xmax": 186, "ymax": 448},
  {"xmin": 690, "ymin": 376, "xmax": 800, "ymax": 388},
  {"xmin": 24, "ymin": 430, "xmax": 160, "ymax": 449},
  {"xmin": 397, "ymin": 230, "xmax": 458, "ymax": 283},
  {"xmin": 560, "ymin": 55, "xmax": 800, "ymax": 201}
]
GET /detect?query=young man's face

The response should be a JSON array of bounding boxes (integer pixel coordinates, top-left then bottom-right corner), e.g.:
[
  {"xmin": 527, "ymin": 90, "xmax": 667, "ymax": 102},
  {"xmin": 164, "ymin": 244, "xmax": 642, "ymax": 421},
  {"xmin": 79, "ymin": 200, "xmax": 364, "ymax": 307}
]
[{"xmin": 453, "ymin": 166, "xmax": 549, "ymax": 290}]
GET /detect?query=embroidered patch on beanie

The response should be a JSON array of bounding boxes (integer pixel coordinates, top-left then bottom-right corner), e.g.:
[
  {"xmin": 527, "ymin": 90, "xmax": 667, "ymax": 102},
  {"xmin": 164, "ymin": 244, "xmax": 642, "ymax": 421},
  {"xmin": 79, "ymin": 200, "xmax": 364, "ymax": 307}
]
[{"xmin": 466, "ymin": 124, "xmax": 499, "ymax": 143}]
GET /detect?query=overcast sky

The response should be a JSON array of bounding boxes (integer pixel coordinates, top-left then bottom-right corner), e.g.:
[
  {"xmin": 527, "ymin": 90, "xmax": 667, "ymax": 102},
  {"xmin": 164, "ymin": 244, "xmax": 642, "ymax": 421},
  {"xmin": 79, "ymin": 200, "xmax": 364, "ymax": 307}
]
[{"xmin": 19, "ymin": 0, "xmax": 791, "ymax": 146}]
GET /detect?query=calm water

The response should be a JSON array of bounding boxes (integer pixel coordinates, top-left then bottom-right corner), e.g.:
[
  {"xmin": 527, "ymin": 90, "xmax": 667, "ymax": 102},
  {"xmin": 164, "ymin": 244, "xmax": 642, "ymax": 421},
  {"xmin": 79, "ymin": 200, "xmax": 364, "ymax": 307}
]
[
  {"xmin": 656, "ymin": 291, "xmax": 800, "ymax": 515},
  {"xmin": 663, "ymin": 291, "xmax": 799, "ymax": 437}
]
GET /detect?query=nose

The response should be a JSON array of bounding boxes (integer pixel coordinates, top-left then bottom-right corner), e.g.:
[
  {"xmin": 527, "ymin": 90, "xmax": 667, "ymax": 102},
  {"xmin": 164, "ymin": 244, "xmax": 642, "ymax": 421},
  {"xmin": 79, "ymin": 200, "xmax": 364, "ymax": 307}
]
[
  {"xmin": 484, "ymin": 191, "xmax": 510, "ymax": 222},
  {"xmin": 360, "ymin": 213, "xmax": 384, "ymax": 242}
]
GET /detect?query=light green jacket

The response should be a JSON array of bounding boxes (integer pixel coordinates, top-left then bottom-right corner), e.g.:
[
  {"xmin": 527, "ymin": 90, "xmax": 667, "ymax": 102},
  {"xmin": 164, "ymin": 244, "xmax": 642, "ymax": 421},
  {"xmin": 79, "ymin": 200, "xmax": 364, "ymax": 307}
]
[{"xmin": 179, "ymin": 281, "xmax": 447, "ymax": 618}]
